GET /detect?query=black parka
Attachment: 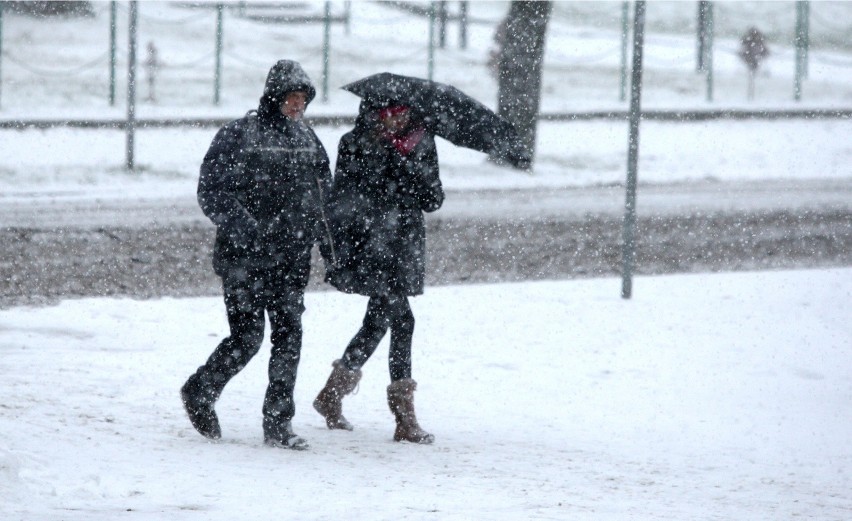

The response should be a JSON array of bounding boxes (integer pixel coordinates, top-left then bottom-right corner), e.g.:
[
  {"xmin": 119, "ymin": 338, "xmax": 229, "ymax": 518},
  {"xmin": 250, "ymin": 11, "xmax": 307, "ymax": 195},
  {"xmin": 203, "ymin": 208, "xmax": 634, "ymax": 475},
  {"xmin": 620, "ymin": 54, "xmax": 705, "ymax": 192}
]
[
  {"xmin": 198, "ymin": 60, "xmax": 333, "ymax": 288},
  {"xmin": 326, "ymin": 106, "xmax": 444, "ymax": 296}
]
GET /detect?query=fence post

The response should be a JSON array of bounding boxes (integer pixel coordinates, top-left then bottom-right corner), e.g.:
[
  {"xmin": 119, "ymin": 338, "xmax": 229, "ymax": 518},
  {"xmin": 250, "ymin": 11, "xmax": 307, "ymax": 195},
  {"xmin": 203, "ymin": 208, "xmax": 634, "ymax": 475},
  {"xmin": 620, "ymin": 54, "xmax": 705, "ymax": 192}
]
[
  {"xmin": 322, "ymin": 1, "xmax": 331, "ymax": 102},
  {"xmin": 704, "ymin": 2, "xmax": 714, "ymax": 102},
  {"xmin": 126, "ymin": 0, "xmax": 138, "ymax": 171},
  {"xmin": 802, "ymin": 0, "xmax": 810, "ymax": 78},
  {"xmin": 621, "ymin": 0, "xmax": 646, "ymax": 300},
  {"xmin": 109, "ymin": 1, "xmax": 117, "ymax": 106},
  {"xmin": 0, "ymin": 1, "xmax": 4, "ymax": 110},
  {"xmin": 696, "ymin": 1, "xmax": 708, "ymax": 72},
  {"xmin": 214, "ymin": 3, "xmax": 223, "ymax": 105},
  {"xmin": 428, "ymin": 2, "xmax": 436, "ymax": 80},
  {"xmin": 344, "ymin": 1, "xmax": 351, "ymax": 35},
  {"xmin": 794, "ymin": 2, "xmax": 802, "ymax": 100},
  {"xmin": 438, "ymin": 0, "xmax": 447, "ymax": 49},
  {"xmin": 794, "ymin": 0, "xmax": 810, "ymax": 100},
  {"xmin": 620, "ymin": 1, "xmax": 629, "ymax": 102},
  {"xmin": 458, "ymin": 1, "xmax": 468, "ymax": 49}
]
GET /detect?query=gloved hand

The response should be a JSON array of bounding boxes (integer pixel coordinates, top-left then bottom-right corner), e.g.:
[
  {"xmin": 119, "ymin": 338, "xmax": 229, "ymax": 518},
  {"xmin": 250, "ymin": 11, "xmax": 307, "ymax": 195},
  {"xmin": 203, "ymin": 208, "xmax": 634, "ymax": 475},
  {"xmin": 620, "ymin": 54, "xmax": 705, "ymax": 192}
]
[
  {"xmin": 491, "ymin": 140, "xmax": 532, "ymax": 170},
  {"xmin": 503, "ymin": 141, "xmax": 532, "ymax": 170}
]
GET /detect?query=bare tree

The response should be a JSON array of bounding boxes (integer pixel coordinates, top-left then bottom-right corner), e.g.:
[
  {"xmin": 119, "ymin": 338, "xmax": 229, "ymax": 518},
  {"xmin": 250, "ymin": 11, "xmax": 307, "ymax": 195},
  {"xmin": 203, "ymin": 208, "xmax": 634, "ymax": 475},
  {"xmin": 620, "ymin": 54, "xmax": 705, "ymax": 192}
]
[
  {"xmin": 738, "ymin": 27, "xmax": 770, "ymax": 101},
  {"xmin": 492, "ymin": 1, "xmax": 552, "ymax": 169}
]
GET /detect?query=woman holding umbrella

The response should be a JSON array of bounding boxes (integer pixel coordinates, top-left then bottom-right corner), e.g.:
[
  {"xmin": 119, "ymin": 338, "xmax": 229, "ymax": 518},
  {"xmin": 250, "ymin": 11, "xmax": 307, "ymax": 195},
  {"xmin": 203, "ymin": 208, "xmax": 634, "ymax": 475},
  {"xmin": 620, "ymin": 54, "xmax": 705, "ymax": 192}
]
[
  {"xmin": 313, "ymin": 73, "xmax": 528, "ymax": 444},
  {"xmin": 313, "ymin": 97, "xmax": 443, "ymax": 444}
]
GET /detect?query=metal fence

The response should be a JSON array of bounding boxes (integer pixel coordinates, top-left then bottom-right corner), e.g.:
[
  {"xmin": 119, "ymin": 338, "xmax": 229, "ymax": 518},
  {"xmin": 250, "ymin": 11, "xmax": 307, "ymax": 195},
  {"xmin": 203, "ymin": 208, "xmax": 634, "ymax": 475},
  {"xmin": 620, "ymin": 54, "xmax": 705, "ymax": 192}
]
[
  {"xmin": 1, "ymin": 0, "xmax": 851, "ymax": 170},
  {"xmin": 2, "ymin": 1, "xmax": 850, "ymax": 111}
]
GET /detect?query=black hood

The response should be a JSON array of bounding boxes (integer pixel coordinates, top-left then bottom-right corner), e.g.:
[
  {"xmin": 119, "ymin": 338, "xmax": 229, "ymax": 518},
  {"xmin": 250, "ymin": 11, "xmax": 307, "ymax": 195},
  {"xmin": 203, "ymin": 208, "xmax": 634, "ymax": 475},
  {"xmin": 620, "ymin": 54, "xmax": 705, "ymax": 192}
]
[{"xmin": 258, "ymin": 60, "xmax": 316, "ymax": 120}]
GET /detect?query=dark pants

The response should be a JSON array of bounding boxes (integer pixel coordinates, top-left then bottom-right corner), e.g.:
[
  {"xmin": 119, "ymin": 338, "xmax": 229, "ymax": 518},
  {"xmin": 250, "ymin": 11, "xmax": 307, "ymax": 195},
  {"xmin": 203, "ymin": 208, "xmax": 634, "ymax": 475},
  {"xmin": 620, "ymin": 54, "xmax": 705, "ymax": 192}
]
[
  {"xmin": 340, "ymin": 294, "xmax": 414, "ymax": 382},
  {"xmin": 190, "ymin": 266, "xmax": 305, "ymax": 429}
]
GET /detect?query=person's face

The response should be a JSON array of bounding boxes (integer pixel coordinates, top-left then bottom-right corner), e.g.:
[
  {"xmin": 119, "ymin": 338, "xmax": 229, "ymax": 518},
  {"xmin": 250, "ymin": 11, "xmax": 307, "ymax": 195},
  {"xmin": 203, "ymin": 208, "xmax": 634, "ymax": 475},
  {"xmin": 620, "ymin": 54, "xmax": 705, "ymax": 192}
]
[
  {"xmin": 380, "ymin": 111, "xmax": 411, "ymax": 135},
  {"xmin": 280, "ymin": 91, "xmax": 307, "ymax": 120}
]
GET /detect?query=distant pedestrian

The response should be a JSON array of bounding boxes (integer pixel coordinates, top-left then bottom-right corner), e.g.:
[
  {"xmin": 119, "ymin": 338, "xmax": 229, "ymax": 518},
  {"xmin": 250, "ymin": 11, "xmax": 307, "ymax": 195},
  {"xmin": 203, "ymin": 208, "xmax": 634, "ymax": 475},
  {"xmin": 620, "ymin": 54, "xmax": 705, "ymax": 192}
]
[
  {"xmin": 181, "ymin": 60, "xmax": 334, "ymax": 450},
  {"xmin": 313, "ymin": 100, "xmax": 443, "ymax": 444}
]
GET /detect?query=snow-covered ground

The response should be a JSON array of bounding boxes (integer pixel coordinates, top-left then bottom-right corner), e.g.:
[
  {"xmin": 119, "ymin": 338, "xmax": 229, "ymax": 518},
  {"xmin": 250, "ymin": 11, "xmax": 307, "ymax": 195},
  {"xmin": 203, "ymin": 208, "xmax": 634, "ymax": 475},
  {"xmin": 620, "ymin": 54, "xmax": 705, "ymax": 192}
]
[
  {"xmin": 2, "ymin": 269, "xmax": 851, "ymax": 520},
  {"xmin": 1, "ymin": 2, "xmax": 851, "ymax": 519}
]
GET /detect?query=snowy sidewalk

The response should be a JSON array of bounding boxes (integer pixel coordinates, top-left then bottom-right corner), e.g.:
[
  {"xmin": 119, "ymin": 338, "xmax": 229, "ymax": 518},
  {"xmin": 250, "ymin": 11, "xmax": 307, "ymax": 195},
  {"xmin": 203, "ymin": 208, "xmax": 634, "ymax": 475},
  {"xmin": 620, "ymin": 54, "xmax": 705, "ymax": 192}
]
[{"xmin": 1, "ymin": 269, "xmax": 850, "ymax": 520}]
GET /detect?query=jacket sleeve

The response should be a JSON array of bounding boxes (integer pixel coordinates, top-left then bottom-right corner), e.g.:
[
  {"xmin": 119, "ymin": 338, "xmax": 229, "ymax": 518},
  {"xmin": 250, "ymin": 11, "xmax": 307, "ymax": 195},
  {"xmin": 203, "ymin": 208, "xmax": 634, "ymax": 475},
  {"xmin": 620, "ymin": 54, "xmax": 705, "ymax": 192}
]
[
  {"xmin": 311, "ymin": 131, "xmax": 337, "ymax": 264},
  {"xmin": 313, "ymin": 131, "xmax": 334, "ymax": 211},
  {"xmin": 395, "ymin": 136, "xmax": 444, "ymax": 213},
  {"xmin": 197, "ymin": 120, "xmax": 259, "ymax": 248}
]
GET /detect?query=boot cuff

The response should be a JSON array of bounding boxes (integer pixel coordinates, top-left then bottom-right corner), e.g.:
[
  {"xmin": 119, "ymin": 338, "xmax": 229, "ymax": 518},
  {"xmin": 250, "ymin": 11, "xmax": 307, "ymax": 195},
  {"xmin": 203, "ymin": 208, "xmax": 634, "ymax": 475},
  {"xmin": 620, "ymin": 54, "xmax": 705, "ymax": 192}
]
[
  {"xmin": 387, "ymin": 378, "xmax": 417, "ymax": 394},
  {"xmin": 333, "ymin": 359, "xmax": 362, "ymax": 377}
]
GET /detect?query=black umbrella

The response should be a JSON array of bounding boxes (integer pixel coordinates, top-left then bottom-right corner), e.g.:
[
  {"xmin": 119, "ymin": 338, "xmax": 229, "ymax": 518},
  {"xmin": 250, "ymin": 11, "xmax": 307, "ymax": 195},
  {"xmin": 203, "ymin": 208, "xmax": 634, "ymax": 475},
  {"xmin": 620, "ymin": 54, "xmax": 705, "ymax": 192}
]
[{"xmin": 342, "ymin": 72, "xmax": 531, "ymax": 169}]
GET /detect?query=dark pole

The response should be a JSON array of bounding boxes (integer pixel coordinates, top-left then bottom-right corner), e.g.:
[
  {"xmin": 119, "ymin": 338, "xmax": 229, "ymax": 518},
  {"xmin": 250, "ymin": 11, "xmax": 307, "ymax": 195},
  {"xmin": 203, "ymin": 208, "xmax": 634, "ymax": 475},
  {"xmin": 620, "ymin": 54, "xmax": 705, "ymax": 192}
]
[
  {"xmin": 0, "ymin": 2, "xmax": 4, "ymax": 110},
  {"xmin": 621, "ymin": 0, "xmax": 646, "ymax": 300},
  {"xmin": 214, "ymin": 3, "xmax": 223, "ymax": 105},
  {"xmin": 109, "ymin": 1, "xmax": 117, "ymax": 106},
  {"xmin": 794, "ymin": 1, "xmax": 803, "ymax": 100},
  {"xmin": 126, "ymin": 0, "xmax": 138, "ymax": 171},
  {"xmin": 794, "ymin": 0, "xmax": 810, "ymax": 99},
  {"xmin": 696, "ymin": 1, "xmax": 707, "ymax": 72},
  {"xmin": 620, "ymin": 1, "xmax": 629, "ymax": 102},
  {"xmin": 705, "ymin": 1, "xmax": 714, "ymax": 102},
  {"xmin": 802, "ymin": 0, "xmax": 810, "ymax": 78},
  {"xmin": 438, "ymin": 0, "xmax": 447, "ymax": 49},
  {"xmin": 322, "ymin": 1, "xmax": 331, "ymax": 102},
  {"xmin": 428, "ymin": 2, "xmax": 435, "ymax": 80},
  {"xmin": 344, "ymin": 1, "xmax": 351, "ymax": 35},
  {"xmin": 459, "ymin": 1, "xmax": 468, "ymax": 49}
]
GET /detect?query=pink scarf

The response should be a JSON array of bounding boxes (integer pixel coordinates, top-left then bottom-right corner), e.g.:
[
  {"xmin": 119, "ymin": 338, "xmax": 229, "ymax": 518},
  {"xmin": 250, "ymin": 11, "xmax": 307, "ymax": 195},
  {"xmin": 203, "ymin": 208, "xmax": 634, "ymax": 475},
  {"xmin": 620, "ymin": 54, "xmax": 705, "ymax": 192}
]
[
  {"xmin": 386, "ymin": 127, "xmax": 426, "ymax": 156},
  {"xmin": 377, "ymin": 106, "xmax": 425, "ymax": 155}
]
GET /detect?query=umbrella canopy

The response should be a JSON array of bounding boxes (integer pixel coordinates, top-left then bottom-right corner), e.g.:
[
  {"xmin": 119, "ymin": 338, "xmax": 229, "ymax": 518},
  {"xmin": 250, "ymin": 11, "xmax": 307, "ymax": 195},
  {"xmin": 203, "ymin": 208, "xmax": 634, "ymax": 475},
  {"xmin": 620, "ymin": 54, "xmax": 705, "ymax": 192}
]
[{"xmin": 342, "ymin": 72, "xmax": 531, "ymax": 169}]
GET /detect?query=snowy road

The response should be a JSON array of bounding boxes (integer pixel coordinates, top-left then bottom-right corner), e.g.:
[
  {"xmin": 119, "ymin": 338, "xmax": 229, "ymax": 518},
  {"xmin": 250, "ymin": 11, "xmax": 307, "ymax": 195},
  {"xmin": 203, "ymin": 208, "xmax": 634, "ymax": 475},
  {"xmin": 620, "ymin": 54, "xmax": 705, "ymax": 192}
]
[
  {"xmin": 2, "ymin": 178, "xmax": 850, "ymax": 309},
  {"xmin": 2, "ymin": 178, "xmax": 851, "ymax": 228}
]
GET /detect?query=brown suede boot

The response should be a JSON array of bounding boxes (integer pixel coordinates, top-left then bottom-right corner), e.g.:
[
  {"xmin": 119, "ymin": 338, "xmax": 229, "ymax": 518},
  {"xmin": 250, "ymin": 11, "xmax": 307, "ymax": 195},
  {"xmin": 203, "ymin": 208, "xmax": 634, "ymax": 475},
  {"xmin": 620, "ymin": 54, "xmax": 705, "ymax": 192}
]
[
  {"xmin": 387, "ymin": 378, "xmax": 435, "ymax": 444},
  {"xmin": 313, "ymin": 360, "xmax": 362, "ymax": 430}
]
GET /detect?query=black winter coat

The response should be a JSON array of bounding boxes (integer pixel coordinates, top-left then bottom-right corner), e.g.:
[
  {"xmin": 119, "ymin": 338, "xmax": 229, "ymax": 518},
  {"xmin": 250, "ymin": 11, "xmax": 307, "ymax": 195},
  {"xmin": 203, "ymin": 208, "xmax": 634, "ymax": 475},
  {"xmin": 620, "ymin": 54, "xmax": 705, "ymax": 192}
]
[
  {"xmin": 326, "ymin": 117, "xmax": 444, "ymax": 297},
  {"xmin": 198, "ymin": 60, "xmax": 332, "ymax": 287}
]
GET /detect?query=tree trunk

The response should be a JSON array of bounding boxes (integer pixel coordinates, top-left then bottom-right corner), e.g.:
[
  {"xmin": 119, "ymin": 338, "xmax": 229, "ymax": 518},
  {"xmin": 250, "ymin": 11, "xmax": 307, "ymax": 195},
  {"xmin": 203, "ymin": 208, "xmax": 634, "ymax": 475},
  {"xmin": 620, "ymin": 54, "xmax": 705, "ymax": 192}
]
[
  {"xmin": 747, "ymin": 69, "xmax": 755, "ymax": 101},
  {"xmin": 494, "ymin": 1, "xmax": 552, "ymax": 169}
]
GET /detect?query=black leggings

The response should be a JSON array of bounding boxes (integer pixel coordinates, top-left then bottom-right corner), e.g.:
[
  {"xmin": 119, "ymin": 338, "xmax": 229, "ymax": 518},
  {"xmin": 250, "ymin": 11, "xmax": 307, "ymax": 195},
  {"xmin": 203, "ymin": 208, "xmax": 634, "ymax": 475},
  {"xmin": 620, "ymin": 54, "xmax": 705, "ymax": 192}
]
[{"xmin": 340, "ymin": 294, "xmax": 414, "ymax": 381}]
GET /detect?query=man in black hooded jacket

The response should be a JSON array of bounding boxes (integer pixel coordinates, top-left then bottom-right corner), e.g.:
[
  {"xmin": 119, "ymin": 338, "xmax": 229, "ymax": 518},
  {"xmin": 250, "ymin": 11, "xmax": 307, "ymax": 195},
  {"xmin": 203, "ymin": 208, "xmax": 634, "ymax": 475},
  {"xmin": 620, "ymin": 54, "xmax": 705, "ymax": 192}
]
[{"xmin": 180, "ymin": 60, "xmax": 333, "ymax": 450}]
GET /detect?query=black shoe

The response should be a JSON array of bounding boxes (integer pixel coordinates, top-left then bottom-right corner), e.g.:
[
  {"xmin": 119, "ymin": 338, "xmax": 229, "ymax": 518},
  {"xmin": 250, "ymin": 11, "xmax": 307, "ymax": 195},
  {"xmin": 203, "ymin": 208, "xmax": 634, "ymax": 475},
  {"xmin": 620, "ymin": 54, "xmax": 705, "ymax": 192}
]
[
  {"xmin": 263, "ymin": 434, "xmax": 310, "ymax": 451},
  {"xmin": 181, "ymin": 379, "xmax": 222, "ymax": 440},
  {"xmin": 263, "ymin": 418, "xmax": 309, "ymax": 450}
]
